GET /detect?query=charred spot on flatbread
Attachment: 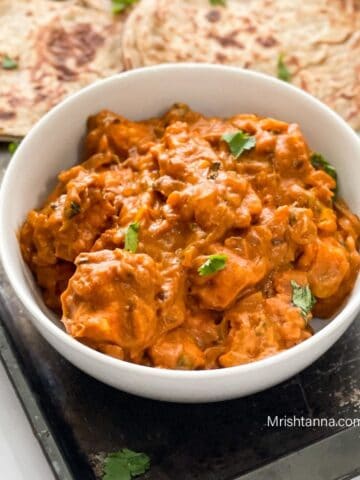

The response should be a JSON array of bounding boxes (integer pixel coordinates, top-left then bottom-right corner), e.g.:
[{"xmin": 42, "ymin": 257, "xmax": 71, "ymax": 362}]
[{"xmin": 35, "ymin": 22, "xmax": 105, "ymax": 81}]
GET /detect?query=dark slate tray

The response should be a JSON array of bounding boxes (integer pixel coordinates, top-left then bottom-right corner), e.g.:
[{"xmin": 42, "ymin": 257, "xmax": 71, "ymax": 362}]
[{"xmin": 0, "ymin": 149, "xmax": 360, "ymax": 480}]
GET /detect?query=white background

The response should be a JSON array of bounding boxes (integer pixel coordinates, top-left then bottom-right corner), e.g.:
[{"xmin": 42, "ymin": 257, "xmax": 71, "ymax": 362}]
[{"xmin": 0, "ymin": 361, "xmax": 54, "ymax": 479}]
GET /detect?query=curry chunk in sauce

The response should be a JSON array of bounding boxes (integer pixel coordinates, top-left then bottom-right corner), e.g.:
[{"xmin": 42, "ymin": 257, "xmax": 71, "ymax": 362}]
[{"xmin": 19, "ymin": 104, "xmax": 360, "ymax": 369}]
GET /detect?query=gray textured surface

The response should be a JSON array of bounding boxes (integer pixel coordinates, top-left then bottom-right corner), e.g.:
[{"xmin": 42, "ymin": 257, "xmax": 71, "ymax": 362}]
[{"xmin": 240, "ymin": 427, "xmax": 360, "ymax": 480}]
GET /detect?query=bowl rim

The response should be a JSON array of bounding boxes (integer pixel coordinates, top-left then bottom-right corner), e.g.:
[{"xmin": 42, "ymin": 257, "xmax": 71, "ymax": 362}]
[{"xmin": 1, "ymin": 62, "xmax": 360, "ymax": 380}]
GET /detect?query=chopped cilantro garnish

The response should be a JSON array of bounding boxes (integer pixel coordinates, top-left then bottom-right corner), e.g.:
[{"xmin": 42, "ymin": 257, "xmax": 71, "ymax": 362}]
[
  {"xmin": 198, "ymin": 253, "xmax": 228, "ymax": 276},
  {"xmin": 125, "ymin": 222, "xmax": 140, "ymax": 253},
  {"xmin": 291, "ymin": 280, "xmax": 316, "ymax": 320},
  {"xmin": 8, "ymin": 141, "xmax": 20, "ymax": 154},
  {"xmin": 2, "ymin": 55, "xmax": 18, "ymax": 70},
  {"xmin": 277, "ymin": 53, "xmax": 291, "ymax": 82},
  {"xmin": 103, "ymin": 448, "xmax": 150, "ymax": 480},
  {"xmin": 222, "ymin": 131, "xmax": 256, "ymax": 159},
  {"xmin": 112, "ymin": 0, "xmax": 138, "ymax": 14},
  {"xmin": 209, "ymin": 0, "xmax": 226, "ymax": 6}
]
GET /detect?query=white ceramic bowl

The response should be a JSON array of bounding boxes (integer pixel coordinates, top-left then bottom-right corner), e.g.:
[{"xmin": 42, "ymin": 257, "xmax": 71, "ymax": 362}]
[{"xmin": 1, "ymin": 64, "xmax": 360, "ymax": 403}]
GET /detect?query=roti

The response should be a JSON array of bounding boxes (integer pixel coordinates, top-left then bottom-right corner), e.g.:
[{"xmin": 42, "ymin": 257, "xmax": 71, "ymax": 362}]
[
  {"xmin": 1, "ymin": 0, "xmax": 359, "ymax": 137},
  {"xmin": 122, "ymin": 0, "xmax": 360, "ymax": 129},
  {"xmin": 0, "ymin": 0, "xmax": 125, "ymax": 139}
]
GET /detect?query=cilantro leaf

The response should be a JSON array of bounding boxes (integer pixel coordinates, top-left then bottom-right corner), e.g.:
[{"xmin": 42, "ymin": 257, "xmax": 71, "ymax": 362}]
[
  {"xmin": 66, "ymin": 201, "xmax": 81, "ymax": 219},
  {"xmin": 103, "ymin": 449, "xmax": 150, "ymax": 480},
  {"xmin": 112, "ymin": 0, "xmax": 138, "ymax": 13},
  {"xmin": 310, "ymin": 153, "xmax": 337, "ymax": 194},
  {"xmin": 125, "ymin": 222, "xmax": 140, "ymax": 253},
  {"xmin": 198, "ymin": 254, "xmax": 228, "ymax": 276},
  {"xmin": 104, "ymin": 460, "xmax": 131, "ymax": 480},
  {"xmin": 277, "ymin": 53, "xmax": 291, "ymax": 82},
  {"xmin": 207, "ymin": 161, "xmax": 221, "ymax": 179},
  {"xmin": 209, "ymin": 0, "xmax": 226, "ymax": 6},
  {"xmin": 123, "ymin": 449, "xmax": 150, "ymax": 476},
  {"xmin": 291, "ymin": 281, "xmax": 316, "ymax": 320},
  {"xmin": 222, "ymin": 131, "xmax": 256, "ymax": 159},
  {"xmin": 8, "ymin": 141, "xmax": 20, "ymax": 155},
  {"xmin": 2, "ymin": 55, "xmax": 18, "ymax": 70}
]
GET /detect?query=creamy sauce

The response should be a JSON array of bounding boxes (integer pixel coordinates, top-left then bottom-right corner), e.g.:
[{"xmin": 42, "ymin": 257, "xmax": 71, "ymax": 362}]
[{"xmin": 19, "ymin": 104, "xmax": 360, "ymax": 369}]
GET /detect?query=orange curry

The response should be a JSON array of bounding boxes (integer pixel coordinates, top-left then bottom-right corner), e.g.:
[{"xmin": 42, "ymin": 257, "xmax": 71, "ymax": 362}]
[{"xmin": 19, "ymin": 104, "xmax": 360, "ymax": 369}]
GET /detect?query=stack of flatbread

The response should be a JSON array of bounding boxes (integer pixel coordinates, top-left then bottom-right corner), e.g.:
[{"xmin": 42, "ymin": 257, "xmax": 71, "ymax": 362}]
[{"xmin": 1, "ymin": 0, "xmax": 359, "ymax": 139}]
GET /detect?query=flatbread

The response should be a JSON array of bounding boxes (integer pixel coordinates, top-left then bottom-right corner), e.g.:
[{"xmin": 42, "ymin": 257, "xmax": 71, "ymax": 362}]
[
  {"xmin": 0, "ymin": 0, "xmax": 124, "ymax": 139},
  {"xmin": 122, "ymin": 0, "xmax": 360, "ymax": 129}
]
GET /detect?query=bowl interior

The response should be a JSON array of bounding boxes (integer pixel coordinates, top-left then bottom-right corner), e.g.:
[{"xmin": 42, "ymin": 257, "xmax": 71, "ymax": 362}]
[{"xmin": 1, "ymin": 64, "xmax": 360, "ymax": 346}]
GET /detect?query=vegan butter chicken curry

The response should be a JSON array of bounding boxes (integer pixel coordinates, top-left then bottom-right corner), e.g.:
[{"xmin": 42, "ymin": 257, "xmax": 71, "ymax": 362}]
[{"xmin": 19, "ymin": 104, "xmax": 360, "ymax": 369}]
